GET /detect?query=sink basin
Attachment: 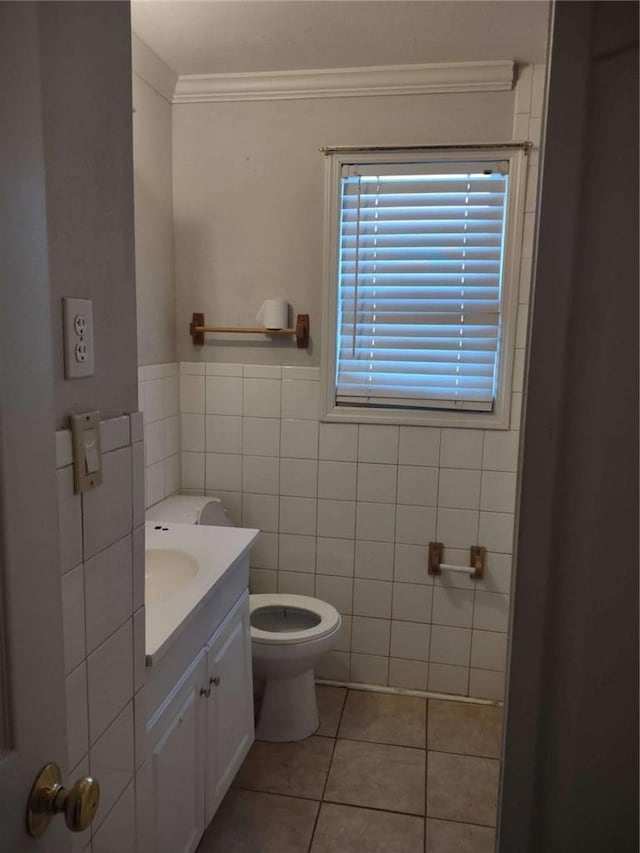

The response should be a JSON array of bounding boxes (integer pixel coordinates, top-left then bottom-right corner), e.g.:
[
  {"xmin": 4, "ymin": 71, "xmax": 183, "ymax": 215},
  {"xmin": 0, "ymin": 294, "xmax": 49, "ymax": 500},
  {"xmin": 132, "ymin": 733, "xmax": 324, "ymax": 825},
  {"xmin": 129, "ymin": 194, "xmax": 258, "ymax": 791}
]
[{"xmin": 145, "ymin": 549, "xmax": 199, "ymax": 604}]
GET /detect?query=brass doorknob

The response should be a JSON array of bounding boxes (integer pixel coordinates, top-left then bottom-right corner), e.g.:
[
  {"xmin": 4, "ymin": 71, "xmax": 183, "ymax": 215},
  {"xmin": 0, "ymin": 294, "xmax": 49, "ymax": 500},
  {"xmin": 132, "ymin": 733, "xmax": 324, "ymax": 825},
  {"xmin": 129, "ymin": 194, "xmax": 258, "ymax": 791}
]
[{"xmin": 27, "ymin": 762, "xmax": 100, "ymax": 837}]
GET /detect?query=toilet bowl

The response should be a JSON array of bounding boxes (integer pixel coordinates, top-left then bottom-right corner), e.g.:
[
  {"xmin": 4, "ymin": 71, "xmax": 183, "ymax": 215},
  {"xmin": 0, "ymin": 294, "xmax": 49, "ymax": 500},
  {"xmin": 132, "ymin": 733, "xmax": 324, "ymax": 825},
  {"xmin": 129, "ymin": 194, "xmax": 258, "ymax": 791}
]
[{"xmin": 250, "ymin": 593, "xmax": 341, "ymax": 742}]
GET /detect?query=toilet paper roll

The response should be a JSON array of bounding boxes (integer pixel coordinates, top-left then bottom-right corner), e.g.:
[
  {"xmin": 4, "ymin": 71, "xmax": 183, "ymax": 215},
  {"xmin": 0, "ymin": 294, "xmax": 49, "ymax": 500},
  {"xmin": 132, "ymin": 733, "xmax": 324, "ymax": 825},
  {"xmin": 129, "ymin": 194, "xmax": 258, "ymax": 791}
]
[{"xmin": 257, "ymin": 299, "xmax": 289, "ymax": 330}]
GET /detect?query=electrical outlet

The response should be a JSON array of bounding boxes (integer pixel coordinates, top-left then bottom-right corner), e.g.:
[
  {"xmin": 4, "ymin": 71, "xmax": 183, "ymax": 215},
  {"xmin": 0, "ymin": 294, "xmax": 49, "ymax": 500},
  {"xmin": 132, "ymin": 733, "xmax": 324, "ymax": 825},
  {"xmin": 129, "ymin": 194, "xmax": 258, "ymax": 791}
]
[{"xmin": 63, "ymin": 297, "xmax": 94, "ymax": 379}]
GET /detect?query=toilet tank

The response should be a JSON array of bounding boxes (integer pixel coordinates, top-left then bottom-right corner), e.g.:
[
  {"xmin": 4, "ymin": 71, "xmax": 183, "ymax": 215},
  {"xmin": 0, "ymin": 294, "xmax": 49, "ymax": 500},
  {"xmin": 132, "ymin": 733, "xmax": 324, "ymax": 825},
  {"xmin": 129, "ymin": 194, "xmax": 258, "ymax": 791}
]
[{"xmin": 146, "ymin": 494, "xmax": 234, "ymax": 527}]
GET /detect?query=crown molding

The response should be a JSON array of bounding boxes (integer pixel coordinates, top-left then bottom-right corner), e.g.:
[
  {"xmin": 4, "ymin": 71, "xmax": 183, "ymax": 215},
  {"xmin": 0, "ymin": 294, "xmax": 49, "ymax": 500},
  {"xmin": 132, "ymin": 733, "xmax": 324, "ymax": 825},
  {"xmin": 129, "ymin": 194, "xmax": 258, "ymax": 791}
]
[
  {"xmin": 132, "ymin": 34, "xmax": 177, "ymax": 104},
  {"xmin": 172, "ymin": 60, "xmax": 515, "ymax": 104}
]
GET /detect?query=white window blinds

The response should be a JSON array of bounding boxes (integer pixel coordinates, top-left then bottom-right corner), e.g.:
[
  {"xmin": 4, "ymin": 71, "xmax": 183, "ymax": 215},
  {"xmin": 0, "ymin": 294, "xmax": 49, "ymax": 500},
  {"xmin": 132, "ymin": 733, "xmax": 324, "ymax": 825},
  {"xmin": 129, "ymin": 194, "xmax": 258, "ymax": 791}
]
[{"xmin": 336, "ymin": 160, "xmax": 510, "ymax": 412}]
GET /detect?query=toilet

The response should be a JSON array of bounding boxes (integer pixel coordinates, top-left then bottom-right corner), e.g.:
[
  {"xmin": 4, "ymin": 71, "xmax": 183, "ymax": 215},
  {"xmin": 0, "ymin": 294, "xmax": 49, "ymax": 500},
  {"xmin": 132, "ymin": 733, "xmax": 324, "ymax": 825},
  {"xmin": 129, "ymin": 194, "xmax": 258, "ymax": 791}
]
[{"xmin": 147, "ymin": 495, "xmax": 342, "ymax": 742}]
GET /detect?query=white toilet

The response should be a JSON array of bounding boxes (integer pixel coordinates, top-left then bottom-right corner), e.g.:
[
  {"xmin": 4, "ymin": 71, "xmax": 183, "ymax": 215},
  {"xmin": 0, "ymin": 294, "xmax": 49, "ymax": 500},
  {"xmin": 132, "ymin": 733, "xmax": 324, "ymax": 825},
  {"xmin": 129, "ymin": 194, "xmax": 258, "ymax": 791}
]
[
  {"xmin": 251, "ymin": 593, "xmax": 341, "ymax": 742},
  {"xmin": 147, "ymin": 495, "xmax": 342, "ymax": 742}
]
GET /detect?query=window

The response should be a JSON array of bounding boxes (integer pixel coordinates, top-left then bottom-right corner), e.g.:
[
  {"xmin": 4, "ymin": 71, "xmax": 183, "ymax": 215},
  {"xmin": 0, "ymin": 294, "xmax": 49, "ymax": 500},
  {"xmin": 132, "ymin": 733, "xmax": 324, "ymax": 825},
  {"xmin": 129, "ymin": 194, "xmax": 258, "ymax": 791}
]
[{"xmin": 321, "ymin": 146, "xmax": 528, "ymax": 428}]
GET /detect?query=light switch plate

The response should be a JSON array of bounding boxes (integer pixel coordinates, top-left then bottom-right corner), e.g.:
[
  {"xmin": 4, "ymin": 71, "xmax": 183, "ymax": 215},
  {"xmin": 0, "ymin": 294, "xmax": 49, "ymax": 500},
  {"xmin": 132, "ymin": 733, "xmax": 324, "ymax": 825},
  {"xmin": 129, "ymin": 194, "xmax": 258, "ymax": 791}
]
[
  {"xmin": 70, "ymin": 411, "xmax": 103, "ymax": 493},
  {"xmin": 63, "ymin": 297, "xmax": 94, "ymax": 379}
]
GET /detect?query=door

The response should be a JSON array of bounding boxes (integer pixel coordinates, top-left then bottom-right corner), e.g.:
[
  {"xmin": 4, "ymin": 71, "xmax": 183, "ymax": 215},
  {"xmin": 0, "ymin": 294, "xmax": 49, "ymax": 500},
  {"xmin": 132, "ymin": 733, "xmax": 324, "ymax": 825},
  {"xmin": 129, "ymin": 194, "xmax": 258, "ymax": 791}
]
[
  {"xmin": 0, "ymin": 3, "xmax": 70, "ymax": 850},
  {"xmin": 204, "ymin": 593, "xmax": 254, "ymax": 822},
  {"xmin": 148, "ymin": 653, "xmax": 207, "ymax": 853}
]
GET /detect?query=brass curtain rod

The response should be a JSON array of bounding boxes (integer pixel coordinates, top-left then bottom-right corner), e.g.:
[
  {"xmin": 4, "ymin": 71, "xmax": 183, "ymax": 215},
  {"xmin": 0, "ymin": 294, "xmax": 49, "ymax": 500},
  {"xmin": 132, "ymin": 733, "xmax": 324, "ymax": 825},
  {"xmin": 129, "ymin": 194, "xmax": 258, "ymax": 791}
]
[{"xmin": 320, "ymin": 141, "xmax": 533, "ymax": 155}]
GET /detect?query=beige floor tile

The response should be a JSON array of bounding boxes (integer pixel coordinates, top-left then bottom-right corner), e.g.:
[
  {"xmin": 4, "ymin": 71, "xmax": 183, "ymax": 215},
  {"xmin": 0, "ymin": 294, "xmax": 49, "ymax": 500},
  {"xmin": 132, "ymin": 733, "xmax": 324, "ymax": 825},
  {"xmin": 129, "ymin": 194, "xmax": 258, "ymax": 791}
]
[
  {"xmin": 325, "ymin": 738, "xmax": 426, "ymax": 815},
  {"xmin": 428, "ymin": 700, "xmax": 503, "ymax": 758},
  {"xmin": 233, "ymin": 735, "xmax": 334, "ymax": 799},
  {"xmin": 426, "ymin": 751, "xmax": 499, "ymax": 827},
  {"xmin": 311, "ymin": 803, "xmax": 424, "ymax": 852},
  {"xmin": 197, "ymin": 789, "xmax": 318, "ymax": 853},
  {"xmin": 316, "ymin": 685, "xmax": 347, "ymax": 737},
  {"xmin": 426, "ymin": 818, "xmax": 495, "ymax": 853},
  {"xmin": 338, "ymin": 690, "xmax": 426, "ymax": 748}
]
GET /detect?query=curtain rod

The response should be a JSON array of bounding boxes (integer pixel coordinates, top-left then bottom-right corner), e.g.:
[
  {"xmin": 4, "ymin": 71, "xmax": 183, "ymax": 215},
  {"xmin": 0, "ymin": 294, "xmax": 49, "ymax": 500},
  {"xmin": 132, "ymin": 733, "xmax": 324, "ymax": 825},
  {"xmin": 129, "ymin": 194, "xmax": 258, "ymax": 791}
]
[{"xmin": 320, "ymin": 141, "xmax": 532, "ymax": 156}]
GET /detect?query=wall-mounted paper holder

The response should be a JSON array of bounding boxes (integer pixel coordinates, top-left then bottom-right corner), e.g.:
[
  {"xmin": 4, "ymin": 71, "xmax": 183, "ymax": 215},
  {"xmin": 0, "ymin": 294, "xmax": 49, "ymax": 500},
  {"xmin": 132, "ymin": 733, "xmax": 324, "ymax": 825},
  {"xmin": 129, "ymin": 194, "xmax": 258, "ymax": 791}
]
[
  {"xmin": 428, "ymin": 542, "xmax": 486, "ymax": 580},
  {"xmin": 189, "ymin": 312, "xmax": 310, "ymax": 349}
]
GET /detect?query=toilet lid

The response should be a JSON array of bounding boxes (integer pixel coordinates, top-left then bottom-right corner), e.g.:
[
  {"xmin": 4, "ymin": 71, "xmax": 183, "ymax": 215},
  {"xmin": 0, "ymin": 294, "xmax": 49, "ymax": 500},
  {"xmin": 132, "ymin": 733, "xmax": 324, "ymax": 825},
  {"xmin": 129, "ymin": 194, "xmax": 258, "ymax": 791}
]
[{"xmin": 250, "ymin": 594, "xmax": 341, "ymax": 645}]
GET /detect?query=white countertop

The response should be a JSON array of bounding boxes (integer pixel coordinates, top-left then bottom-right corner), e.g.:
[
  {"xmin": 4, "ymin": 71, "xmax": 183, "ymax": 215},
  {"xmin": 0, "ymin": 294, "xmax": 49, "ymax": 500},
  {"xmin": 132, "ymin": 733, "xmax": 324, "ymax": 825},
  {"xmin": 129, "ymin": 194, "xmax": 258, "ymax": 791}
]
[{"xmin": 145, "ymin": 521, "xmax": 259, "ymax": 664}]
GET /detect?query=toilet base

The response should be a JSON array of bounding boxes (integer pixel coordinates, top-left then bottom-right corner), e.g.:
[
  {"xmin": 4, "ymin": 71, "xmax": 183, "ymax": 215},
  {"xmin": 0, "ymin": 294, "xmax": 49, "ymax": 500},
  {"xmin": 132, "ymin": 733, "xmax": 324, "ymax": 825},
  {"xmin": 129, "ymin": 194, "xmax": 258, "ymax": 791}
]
[{"xmin": 255, "ymin": 668, "xmax": 319, "ymax": 742}]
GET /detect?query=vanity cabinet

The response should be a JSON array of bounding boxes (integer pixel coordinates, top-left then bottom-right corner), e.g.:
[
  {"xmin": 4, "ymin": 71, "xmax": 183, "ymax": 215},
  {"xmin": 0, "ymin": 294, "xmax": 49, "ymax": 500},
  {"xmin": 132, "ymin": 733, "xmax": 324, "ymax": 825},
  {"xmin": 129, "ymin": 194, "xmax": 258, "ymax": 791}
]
[{"xmin": 146, "ymin": 591, "xmax": 254, "ymax": 853}]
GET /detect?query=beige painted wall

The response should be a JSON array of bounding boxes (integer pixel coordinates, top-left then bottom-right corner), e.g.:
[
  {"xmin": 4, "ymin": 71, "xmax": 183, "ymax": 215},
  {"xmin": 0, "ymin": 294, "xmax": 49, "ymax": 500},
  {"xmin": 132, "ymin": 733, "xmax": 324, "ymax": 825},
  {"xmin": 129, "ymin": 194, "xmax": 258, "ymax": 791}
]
[
  {"xmin": 172, "ymin": 89, "xmax": 515, "ymax": 364},
  {"xmin": 133, "ymin": 66, "xmax": 177, "ymax": 366},
  {"xmin": 39, "ymin": 2, "xmax": 138, "ymax": 427}
]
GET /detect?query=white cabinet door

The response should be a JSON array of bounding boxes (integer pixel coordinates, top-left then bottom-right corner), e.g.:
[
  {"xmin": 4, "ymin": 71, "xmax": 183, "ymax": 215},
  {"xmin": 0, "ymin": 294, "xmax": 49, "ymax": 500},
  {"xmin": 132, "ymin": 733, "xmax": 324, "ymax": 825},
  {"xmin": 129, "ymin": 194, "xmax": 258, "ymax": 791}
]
[
  {"xmin": 148, "ymin": 652, "xmax": 207, "ymax": 853},
  {"xmin": 204, "ymin": 592, "xmax": 254, "ymax": 822}
]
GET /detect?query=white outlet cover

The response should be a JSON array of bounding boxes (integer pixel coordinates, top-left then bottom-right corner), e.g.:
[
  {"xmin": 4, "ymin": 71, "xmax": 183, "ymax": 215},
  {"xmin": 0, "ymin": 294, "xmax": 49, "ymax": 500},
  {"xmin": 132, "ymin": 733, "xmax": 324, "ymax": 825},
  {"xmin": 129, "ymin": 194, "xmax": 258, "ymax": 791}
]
[{"xmin": 63, "ymin": 297, "xmax": 94, "ymax": 379}]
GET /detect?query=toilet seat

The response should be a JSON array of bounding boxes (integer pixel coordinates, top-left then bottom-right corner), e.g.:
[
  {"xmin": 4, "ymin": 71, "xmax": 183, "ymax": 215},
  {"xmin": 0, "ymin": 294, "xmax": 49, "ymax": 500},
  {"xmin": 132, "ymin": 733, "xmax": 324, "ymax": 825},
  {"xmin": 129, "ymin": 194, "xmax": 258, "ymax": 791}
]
[{"xmin": 250, "ymin": 594, "xmax": 340, "ymax": 646}]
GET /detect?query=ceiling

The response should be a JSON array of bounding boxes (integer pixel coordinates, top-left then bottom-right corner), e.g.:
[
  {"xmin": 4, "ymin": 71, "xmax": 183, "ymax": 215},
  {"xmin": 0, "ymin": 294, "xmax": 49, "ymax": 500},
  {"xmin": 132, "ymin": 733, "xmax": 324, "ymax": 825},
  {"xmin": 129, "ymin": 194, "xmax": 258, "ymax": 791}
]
[{"xmin": 131, "ymin": 1, "xmax": 551, "ymax": 77}]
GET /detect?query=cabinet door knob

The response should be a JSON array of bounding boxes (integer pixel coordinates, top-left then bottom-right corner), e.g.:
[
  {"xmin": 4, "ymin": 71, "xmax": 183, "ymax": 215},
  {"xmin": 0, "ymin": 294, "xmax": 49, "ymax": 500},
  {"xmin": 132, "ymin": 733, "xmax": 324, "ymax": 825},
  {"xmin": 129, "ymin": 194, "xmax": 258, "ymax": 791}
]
[
  {"xmin": 200, "ymin": 685, "xmax": 211, "ymax": 698},
  {"xmin": 210, "ymin": 676, "xmax": 220, "ymax": 687}
]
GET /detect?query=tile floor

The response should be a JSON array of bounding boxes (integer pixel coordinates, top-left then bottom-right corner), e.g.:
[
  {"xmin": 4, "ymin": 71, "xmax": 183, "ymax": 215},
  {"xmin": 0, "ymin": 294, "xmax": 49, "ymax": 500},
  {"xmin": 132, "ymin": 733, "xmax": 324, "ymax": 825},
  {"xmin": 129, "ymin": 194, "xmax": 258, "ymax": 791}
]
[{"xmin": 198, "ymin": 687, "xmax": 502, "ymax": 853}]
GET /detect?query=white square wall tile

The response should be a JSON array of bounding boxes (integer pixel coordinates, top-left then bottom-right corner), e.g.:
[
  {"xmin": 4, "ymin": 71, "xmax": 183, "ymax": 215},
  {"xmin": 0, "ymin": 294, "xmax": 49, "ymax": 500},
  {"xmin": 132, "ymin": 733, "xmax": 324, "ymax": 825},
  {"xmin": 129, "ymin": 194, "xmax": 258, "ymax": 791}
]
[
  {"xmin": 242, "ymin": 493, "xmax": 279, "ymax": 532},
  {"xmin": 62, "ymin": 565, "xmax": 85, "ymax": 675},
  {"xmin": 215, "ymin": 491, "xmax": 242, "ymax": 526},
  {"xmin": 205, "ymin": 376, "xmax": 242, "ymax": 415},
  {"xmin": 469, "ymin": 668, "xmax": 505, "ymax": 701},
  {"xmin": 440, "ymin": 429, "xmax": 484, "ymax": 469},
  {"xmin": 243, "ymin": 378, "xmax": 281, "ymax": 418},
  {"xmin": 280, "ymin": 419, "xmax": 318, "ymax": 459},
  {"xmin": 478, "ymin": 512, "xmax": 515, "ymax": 554},
  {"xmin": 317, "ymin": 499, "xmax": 356, "ymax": 540},
  {"xmin": 316, "ymin": 651, "xmax": 350, "ymax": 682},
  {"xmin": 57, "ymin": 466, "xmax": 82, "ymax": 573},
  {"xmin": 398, "ymin": 427, "xmax": 440, "ymax": 467},
  {"xmin": 429, "ymin": 625, "xmax": 472, "ymax": 667},
  {"xmin": 279, "ymin": 496, "xmax": 317, "ymax": 536},
  {"xmin": 278, "ymin": 534, "xmax": 316, "ymax": 573},
  {"xmin": 281, "ymin": 380, "xmax": 320, "ymax": 420},
  {"xmin": 318, "ymin": 423, "xmax": 358, "ymax": 461},
  {"xmin": 353, "ymin": 578, "xmax": 392, "ymax": 619},
  {"xmin": 355, "ymin": 540, "xmax": 394, "ymax": 581},
  {"xmin": 389, "ymin": 658, "xmax": 428, "ymax": 691},
  {"xmin": 428, "ymin": 663, "xmax": 469, "ymax": 696},
  {"xmin": 249, "ymin": 568, "xmax": 278, "ymax": 594},
  {"xmin": 205, "ymin": 362, "xmax": 242, "ymax": 376},
  {"xmin": 250, "ymin": 532, "xmax": 278, "ymax": 569},
  {"xmin": 315, "ymin": 574, "xmax": 353, "ymax": 615},
  {"xmin": 351, "ymin": 617, "xmax": 391, "ymax": 656},
  {"xmin": 482, "ymin": 431, "xmax": 520, "ymax": 472},
  {"xmin": 92, "ymin": 778, "xmax": 135, "ymax": 853},
  {"xmin": 350, "ymin": 653, "xmax": 388, "ymax": 686},
  {"xmin": 244, "ymin": 364, "xmax": 281, "ymax": 379},
  {"xmin": 242, "ymin": 455, "xmax": 279, "ymax": 495},
  {"xmin": 164, "ymin": 416, "xmax": 180, "ymax": 459},
  {"xmin": 483, "ymin": 552, "xmax": 513, "ymax": 594},
  {"xmin": 394, "ymin": 544, "xmax": 431, "ymax": 585},
  {"xmin": 163, "ymin": 375, "xmax": 179, "ymax": 418},
  {"xmin": 392, "ymin": 582, "xmax": 433, "ymax": 623},
  {"xmin": 90, "ymin": 702, "xmax": 134, "ymax": 829},
  {"xmin": 480, "ymin": 471, "xmax": 518, "ymax": 514},
  {"xmin": 180, "ymin": 361, "xmax": 205, "ymax": 375},
  {"xmin": 84, "ymin": 535, "xmax": 132, "ymax": 654},
  {"xmin": 243, "ymin": 417, "xmax": 280, "ymax": 456},
  {"xmin": 205, "ymin": 453, "xmax": 242, "ymax": 492},
  {"xmin": 316, "ymin": 537, "xmax": 354, "ymax": 577},
  {"xmin": 396, "ymin": 505, "xmax": 437, "ymax": 546},
  {"xmin": 181, "ymin": 452, "xmax": 205, "ymax": 491},
  {"xmin": 87, "ymin": 620, "xmax": 133, "ymax": 744},
  {"xmin": 436, "ymin": 508, "xmax": 479, "ymax": 550},
  {"xmin": 397, "ymin": 466, "xmax": 438, "ymax": 506},
  {"xmin": 473, "ymin": 591, "xmax": 510, "ymax": 632},
  {"xmin": 471, "ymin": 630, "xmax": 508, "ymax": 671},
  {"xmin": 142, "ymin": 379, "xmax": 164, "ymax": 424},
  {"xmin": 83, "ymin": 447, "xmax": 132, "ymax": 560},
  {"xmin": 180, "ymin": 414, "xmax": 205, "ymax": 452},
  {"xmin": 278, "ymin": 571, "xmax": 315, "ymax": 596},
  {"xmin": 357, "ymin": 463, "xmax": 397, "ymax": 503},
  {"xmin": 164, "ymin": 454, "xmax": 180, "ymax": 497},
  {"xmin": 180, "ymin": 376, "xmax": 204, "ymax": 415},
  {"xmin": 145, "ymin": 461, "xmax": 164, "ymax": 509},
  {"xmin": 282, "ymin": 366, "xmax": 319, "ymax": 381},
  {"xmin": 144, "ymin": 420, "xmax": 164, "ymax": 466},
  {"xmin": 317, "ymin": 461, "xmax": 357, "ymax": 501},
  {"xmin": 66, "ymin": 662, "xmax": 89, "ymax": 770},
  {"xmin": 279, "ymin": 458, "xmax": 318, "ymax": 498},
  {"xmin": 355, "ymin": 502, "xmax": 396, "ymax": 543},
  {"xmin": 358, "ymin": 425, "xmax": 398, "ymax": 464},
  {"xmin": 432, "ymin": 587, "xmax": 474, "ymax": 628},
  {"xmin": 132, "ymin": 525, "xmax": 145, "ymax": 612},
  {"xmin": 205, "ymin": 415, "xmax": 242, "ymax": 454},
  {"xmin": 334, "ymin": 615, "xmax": 352, "ymax": 652},
  {"xmin": 390, "ymin": 621, "xmax": 430, "ymax": 661},
  {"xmin": 101, "ymin": 416, "xmax": 130, "ymax": 453},
  {"xmin": 438, "ymin": 469, "xmax": 482, "ymax": 510}
]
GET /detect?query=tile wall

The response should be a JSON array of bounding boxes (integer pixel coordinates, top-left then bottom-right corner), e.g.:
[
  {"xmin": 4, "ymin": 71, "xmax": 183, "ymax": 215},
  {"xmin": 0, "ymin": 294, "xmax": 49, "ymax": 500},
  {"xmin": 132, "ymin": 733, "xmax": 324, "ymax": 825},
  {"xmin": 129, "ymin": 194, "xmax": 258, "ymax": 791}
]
[
  {"xmin": 57, "ymin": 414, "xmax": 146, "ymax": 853},
  {"xmin": 137, "ymin": 363, "xmax": 181, "ymax": 507}
]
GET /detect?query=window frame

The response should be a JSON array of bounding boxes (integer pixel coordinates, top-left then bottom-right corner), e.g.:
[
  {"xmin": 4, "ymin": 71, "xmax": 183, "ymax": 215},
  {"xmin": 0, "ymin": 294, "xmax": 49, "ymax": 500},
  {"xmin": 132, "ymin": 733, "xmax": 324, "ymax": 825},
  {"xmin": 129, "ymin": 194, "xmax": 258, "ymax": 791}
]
[{"xmin": 320, "ymin": 146, "xmax": 529, "ymax": 429}]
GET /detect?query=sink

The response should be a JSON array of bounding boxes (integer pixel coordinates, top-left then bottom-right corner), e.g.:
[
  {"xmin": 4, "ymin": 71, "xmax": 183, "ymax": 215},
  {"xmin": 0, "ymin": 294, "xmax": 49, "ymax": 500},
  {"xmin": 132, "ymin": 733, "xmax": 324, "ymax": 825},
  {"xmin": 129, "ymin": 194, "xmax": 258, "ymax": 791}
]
[{"xmin": 145, "ymin": 549, "xmax": 199, "ymax": 604}]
